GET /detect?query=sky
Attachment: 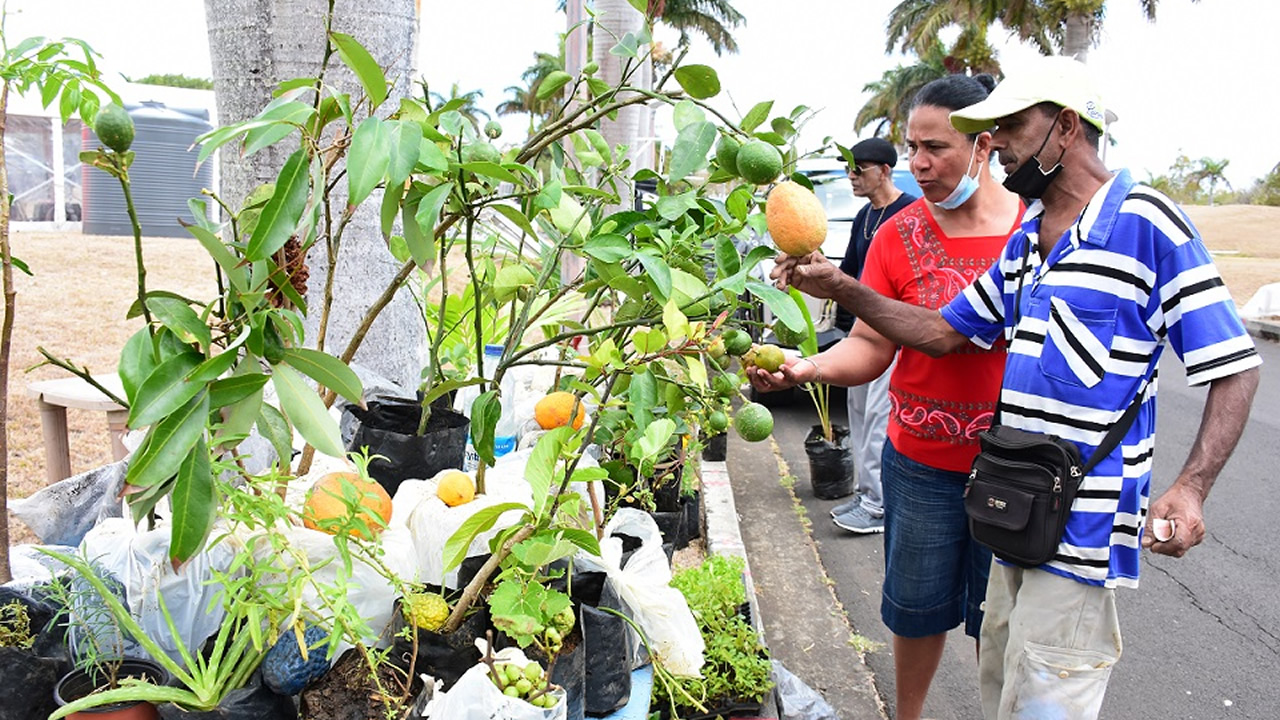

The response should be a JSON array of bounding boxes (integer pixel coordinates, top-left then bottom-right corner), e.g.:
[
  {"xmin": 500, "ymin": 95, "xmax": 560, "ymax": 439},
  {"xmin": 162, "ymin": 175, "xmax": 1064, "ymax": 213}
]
[{"xmin": 5, "ymin": 0, "xmax": 1278, "ymax": 188}]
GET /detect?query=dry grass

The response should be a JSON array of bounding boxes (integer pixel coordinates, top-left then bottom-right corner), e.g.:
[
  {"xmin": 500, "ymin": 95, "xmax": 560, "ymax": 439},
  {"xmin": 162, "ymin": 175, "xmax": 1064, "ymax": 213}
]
[{"xmin": 3, "ymin": 204, "xmax": 1277, "ymax": 545}]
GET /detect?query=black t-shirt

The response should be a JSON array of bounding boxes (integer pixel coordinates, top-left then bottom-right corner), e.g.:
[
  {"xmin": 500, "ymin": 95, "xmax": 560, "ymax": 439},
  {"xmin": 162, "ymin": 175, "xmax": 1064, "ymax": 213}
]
[{"xmin": 835, "ymin": 192, "xmax": 918, "ymax": 331}]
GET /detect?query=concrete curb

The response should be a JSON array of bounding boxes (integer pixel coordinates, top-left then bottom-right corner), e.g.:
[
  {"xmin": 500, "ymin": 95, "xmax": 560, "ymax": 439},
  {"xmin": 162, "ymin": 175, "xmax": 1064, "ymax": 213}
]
[{"xmin": 1245, "ymin": 317, "xmax": 1280, "ymax": 343}]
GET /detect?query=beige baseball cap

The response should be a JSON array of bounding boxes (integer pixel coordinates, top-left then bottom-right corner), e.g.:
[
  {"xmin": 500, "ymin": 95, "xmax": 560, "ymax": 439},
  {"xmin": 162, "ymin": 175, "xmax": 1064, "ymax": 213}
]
[{"xmin": 950, "ymin": 56, "xmax": 1109, "ymax": 134}]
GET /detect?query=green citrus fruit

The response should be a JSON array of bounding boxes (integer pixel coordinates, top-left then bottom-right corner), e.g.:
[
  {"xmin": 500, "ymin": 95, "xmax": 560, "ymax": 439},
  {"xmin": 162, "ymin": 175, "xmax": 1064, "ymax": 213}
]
[
  {"xmin": 708, "ymin": 410, "xmax": 729, "ymax": 433},
  {"xmin": 712, "ymin": 372, "xmax": 739, "ymax": 397},
  {"xmin": 734, "ymin": 402, "xmax": 774, "ymax": 442},
  {"xmin": 735, "ymin": 140, "xmax": 783, "ymax": 185},
  {"xmin": 461, "ymin": 141, "xmax": 501, "ymax": 164},
  {"xmin": 484, "ymin": 120, "xmax": 503, "ymax": 140},
  {"xmin": 772, "ymin": 322, "xmax": 809, "ymax": 347},
  {"xmin": 707, "ymin": 336, "xmax": 726, "ymax": 361},
  {"xmin": 94, "ymin": 103, "xmax": 134, "ymax": 153},
  {"xmin": 715, "ymin": 135, "xmax": 741, "ymax": 175},
  {"xmin": 752, "ymin": 344, "xmax": 785, "ymax": 372},
  {"xmin": 493, "ymin": 264, "xmax": 536, "ymax": 303},
  {"xmin": 721, "ymin": 329, "xmax": 753, "ymax": 357}
]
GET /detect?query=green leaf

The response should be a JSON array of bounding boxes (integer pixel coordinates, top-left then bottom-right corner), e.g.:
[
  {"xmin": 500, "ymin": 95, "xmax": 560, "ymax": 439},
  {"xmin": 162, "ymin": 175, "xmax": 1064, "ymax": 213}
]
[
  {"xmin": 668, "ymin": 121, "xmax": 716, "ymax": 183},
  {"xmin": 209, "ymin": 373, "xmax": 269, "ymax": 409},
  {"xmin": 282, "ymin": 348, "xmax": 364, "ymax": 406},
  {"xmin": 125, "ymin": 391, "xmax": 209, "ymax": 490},
  {"xmin": 470, "ymin": 390, "xmax": 500, "ymax": 468},
  {"xmin": 380, "ymin": 175, "xmax": 406, "ymax": 238},
  {"xmin": 347, "ymin": 116, "xmax": 390, "ymax": 207},
  {"xmin": 610, "ymin": 33, "xmax": 640, "ymax": 59},
  {"xmin": 527, "ymin": 426, "xmax": 573, "ymax": 517},
  {"xmin": 789, "ymin": 287, "xmax": 820, "ymax": 357},
  {"xmin": 241, "ymin": 101, "xmax": 313, "ymax": 157},
  {"xmin": 747, "ymin": 279, "xmax": 804, "ymax": 333},
  {"xmin": 771, "ymin": 116, "xmax": 797, "ymax": 139},
  {"xmin": 655, "ymin": 190, "xmax": 701, "ymax": 222},
  {"xmin": 491, "ymin": 203, "xmax": 538, "ymax": 239},
  {"xmin": 256, "ymin": 403, "xmax": 293, "ymax": 467},
  {"xmin": 671, "ymin": 100, "xmax": 705, "ymax": 132},
  {"xmin": 329, "ymin": 31, "xmax": 388, "ymax": 108},
  {"xmin": 386, "ymin": 119, "xmax": 421, "ymax": 188},
  {"xmin": 663, "ymin": 297, "xmax": 690, "ymax": 342},
  {"xmin": 186, "ymin": 349, "xmax": 238, "ymax": 386},
  {"xmin": 835, "ymin": 141, "xmax": 857, "ymax": 167},
  {"xmin": 582, "ymin": 234, "xmax": 631, "ymax": 263},
  {"xmin": 418, "ymin": 138, "xmax": 448, "ymax": 172},
  {"xmin": 272, "ymin": 365, "xmax": 344, "ymax": 458},
  {"xmin": 146, "ymin": 297, "xmax": 212, "ymax": 353},
  {"xmin": 442, "ymin": 502, "xmax": 528, "ymax": 573},
  {"xmin": 169, "ymin": 438, "xmax": 215, "ymax": 565},
  {"xmin": 674, "ymin": 64, "xmax": 720, "ymax": 99},
  {"xmin": 128, "ymin": 351, "xmax": 203, "ymax": 429},
  {"xmin": 119, "ymin": 326, "xmax": 158, "ymax": 404},
  {"xmin": 715, "ymin": 235, "xmax": 741, "ymax": 278},
  {"xmin": 410, "ymin": 183, "xmax": 453, "ymax": 267},
  {"xmin": 458, "ymin": 161, "xmax": 519, "ymax": 184},
  {"xmin": 635, "ymin": 418, "xmax": 676, "ymax": 461},
  {"xmin": 536, "ymin": 71, "xmax": 573, "ymax": 101},
  {"xmin": 754, "ymin": 131, "xmax": 787, "ymax": 146},
  {"xmin": 725, "ymin": 185, "xmax": 754, "ymax": 222},
  {"xmin": 246, "ymin": 150, "xmax": 310, "ymax": 261},
  {"xmin": 635, "ymin": 251, "xmax": 672, "ymax": 299},
  {"xmin": 628, "ymin": 368, "xmax": 657, "ymax": 428},
  {"xmin": 740, "ymin": 101, "xmax": 773, "ymax": 133}
]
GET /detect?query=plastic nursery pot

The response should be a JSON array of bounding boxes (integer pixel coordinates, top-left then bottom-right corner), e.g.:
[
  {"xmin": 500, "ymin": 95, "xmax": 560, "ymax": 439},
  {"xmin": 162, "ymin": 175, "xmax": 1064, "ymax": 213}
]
[
  {"xmin": 344, "ymin": 398, "xmax": 469, "ymax": 497},
  {"xmin": 54, "ymin": 658, "xmax": 169, "ymax": 720},
  {"xmin": 804, "ymin": 424, "xmax": 855, "ymax": 500},
  {"xmin": 702, "ymin": 433, "xmax": 727, "ymax": 461}
]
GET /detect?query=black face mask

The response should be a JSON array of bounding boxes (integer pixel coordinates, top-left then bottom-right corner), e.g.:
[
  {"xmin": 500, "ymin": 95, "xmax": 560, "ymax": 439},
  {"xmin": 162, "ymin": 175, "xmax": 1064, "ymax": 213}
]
[{"xmin": 1002, "ymin": 121, "xmax": 1066, "ymax": 199}]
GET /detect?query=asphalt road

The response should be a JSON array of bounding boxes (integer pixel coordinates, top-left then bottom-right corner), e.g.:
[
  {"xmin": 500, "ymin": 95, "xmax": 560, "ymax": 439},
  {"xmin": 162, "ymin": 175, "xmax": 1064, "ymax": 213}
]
[{"xmin": 764, "ymin": 337, "xmax": 1280, "ymax": 719}]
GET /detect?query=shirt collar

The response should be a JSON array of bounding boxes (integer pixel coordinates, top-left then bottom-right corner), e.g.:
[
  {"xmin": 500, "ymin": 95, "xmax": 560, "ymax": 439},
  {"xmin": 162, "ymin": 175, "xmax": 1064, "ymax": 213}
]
[{"xmin": 1016, "ymin": 169, "xmax": 1136, "ymax": 251}]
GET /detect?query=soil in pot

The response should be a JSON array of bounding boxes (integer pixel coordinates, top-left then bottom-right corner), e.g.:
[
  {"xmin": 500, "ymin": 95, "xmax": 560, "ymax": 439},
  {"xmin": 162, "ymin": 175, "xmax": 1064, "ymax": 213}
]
[
  {"xmin": 300, "ymin": 648, "xmax": 421, "ymax": 720},
  {"xmin": 345, "ymin": 398, "xmax": 469, "ymax": 497},
  {"xmin": 804, "ymin": 424, "xmax": 855, "ymax": 500},
  {"xmin": 54, "ymin": 658, "xmax": 169, "ymax": 720}
]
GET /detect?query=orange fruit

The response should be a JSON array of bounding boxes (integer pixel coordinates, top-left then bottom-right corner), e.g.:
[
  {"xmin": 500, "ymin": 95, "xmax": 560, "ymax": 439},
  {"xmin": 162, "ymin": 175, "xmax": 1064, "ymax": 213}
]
[
  {"xmin": 534, "ymin": 391, "xmax": 586, "ymax": 430},
  {"xmin": 765, "ymin": 181, "xmax": 827, "ymax": 257},
  {"xmin": 436, "ymin": 469, "xmax": 476, "ymax": 507},
  {"xmin": 302, "ymin": 471, "xmax": 392, "ymax": 540}
]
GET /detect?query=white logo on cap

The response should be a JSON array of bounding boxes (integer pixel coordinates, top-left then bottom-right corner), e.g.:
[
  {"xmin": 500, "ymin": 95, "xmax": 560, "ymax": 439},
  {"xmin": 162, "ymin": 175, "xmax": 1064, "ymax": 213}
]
[{"xmin": 1085, "ymin": 101, "xmax": 1103, "ymax": 121}]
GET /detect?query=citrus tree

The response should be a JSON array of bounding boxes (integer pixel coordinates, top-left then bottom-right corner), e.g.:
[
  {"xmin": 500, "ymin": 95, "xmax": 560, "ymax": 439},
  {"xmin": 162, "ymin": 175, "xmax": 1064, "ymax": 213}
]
[{"xmin": 0, "ymin": 24, "xmax": 118, "ymax": 582}]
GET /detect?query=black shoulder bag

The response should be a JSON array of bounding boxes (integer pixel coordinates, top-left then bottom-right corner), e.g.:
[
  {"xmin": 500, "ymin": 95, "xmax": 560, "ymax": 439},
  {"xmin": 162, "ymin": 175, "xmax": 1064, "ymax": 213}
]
[{"xmin": 963, "ymin": 238, "xmax": 1144, "ymax": 568}]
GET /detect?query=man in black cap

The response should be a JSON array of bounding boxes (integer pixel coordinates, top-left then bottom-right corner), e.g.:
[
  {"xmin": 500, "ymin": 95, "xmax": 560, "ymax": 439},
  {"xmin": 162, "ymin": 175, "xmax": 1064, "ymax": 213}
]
[{"xmin": 829, "ymin": 137, "xmax": 918, "ymax": 534}]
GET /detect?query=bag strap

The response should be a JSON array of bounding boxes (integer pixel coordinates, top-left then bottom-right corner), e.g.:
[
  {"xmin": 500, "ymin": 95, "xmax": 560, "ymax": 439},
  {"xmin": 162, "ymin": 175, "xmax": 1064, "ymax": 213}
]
[{"xmin": 997, "ymin": 232, "xmax": 1146, "ymax": 478}]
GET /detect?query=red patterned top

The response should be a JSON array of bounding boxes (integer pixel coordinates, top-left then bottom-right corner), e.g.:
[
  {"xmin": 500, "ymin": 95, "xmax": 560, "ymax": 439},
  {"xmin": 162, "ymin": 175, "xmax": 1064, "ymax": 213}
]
[{"xmin": 859, "ymin": 199, "xmax": 1020, "ymax": 472}]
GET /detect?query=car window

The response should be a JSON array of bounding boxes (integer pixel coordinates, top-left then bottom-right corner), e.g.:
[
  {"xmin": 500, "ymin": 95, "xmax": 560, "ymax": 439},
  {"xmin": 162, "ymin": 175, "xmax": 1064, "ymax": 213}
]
[{"xmin": 811, "ymin": 174, "xmax": 858, "ymax": 220}]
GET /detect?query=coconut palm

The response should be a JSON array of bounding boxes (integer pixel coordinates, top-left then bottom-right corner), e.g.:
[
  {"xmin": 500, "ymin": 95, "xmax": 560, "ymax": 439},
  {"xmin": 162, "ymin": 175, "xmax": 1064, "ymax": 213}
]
[
  {"xmin": 855, "ymin": 40, "xmax": 950, "ymax": 145},
  {"xmin": 497, "ymin": 50, "xmax": 564, "ymax": 132},
  {"xmin": 1192, "ymin": 156, "xmax": 1231, "ymax": 206},
  {"xmin": 886, "ymin": 0, "xmax": 1199, "ymax": 62},
  {"xmin": 428, "ymin": 81, "xmax": 491, "ymax": 130},
  {"xmin": 558, "ymin": 0, "xmax": 745, "ymax": 55}
]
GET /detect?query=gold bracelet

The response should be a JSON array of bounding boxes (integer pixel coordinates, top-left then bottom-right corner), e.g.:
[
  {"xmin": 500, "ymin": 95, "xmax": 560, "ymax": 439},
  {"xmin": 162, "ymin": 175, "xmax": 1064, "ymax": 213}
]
[{"xmin": 800, "ymin": 356, "xmax": 822, "ymax": 383}]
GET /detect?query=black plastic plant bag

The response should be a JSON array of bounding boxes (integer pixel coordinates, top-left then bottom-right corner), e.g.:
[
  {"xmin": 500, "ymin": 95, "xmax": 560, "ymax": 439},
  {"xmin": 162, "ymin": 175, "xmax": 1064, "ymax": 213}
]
[
  {"xmin": 804, "ymin": 424, "xmax": 855, "ymax": 500},
  {"xmin": 345, "ymin": 398, "xmax": 469, "ymax": 497}
]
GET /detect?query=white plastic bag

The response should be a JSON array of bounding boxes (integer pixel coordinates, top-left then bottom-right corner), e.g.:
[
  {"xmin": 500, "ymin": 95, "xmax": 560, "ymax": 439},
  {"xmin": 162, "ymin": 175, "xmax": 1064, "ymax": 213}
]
[
  {"xmin": 575, "ymin": 509, "xmax": 705, "ymax": 676},
  {"xmin": 76, "ymin": 518, "xmax": 236, "ymax": 665},
  {"xmin": 421, "ymin": 643, "xmax": 566, "ymax": 720}
]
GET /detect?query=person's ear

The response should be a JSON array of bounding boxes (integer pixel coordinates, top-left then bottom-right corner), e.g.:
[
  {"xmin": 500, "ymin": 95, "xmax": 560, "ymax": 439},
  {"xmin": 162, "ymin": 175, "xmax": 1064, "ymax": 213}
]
[{"xmin": 974, "ymin": 131, "xmax": 994, "ymax": 164}]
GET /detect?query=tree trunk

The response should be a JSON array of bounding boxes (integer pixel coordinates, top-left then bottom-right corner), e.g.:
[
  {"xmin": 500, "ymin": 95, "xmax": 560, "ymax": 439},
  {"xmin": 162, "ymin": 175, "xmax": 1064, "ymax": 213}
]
[
  {"xmin": 0, "ymin": 83, "xmax": 14, "ymax": 583},
  {"xmin": 1063, "ymin": 13, "xmax": 1093, "ymax": 62},
  {"xmin": 592, "ymin": 0, "xmax": 649, "ymax": 211},
  {"xmin": 204, "ymin": 0, "xmax": 424, "ymax": 392}
]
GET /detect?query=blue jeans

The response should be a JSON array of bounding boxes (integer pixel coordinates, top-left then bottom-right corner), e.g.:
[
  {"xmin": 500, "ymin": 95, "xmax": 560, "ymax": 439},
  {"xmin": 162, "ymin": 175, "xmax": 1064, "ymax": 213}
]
[{"xmin": 880, "ymin": 439, "xmax": 991, "ymax": 639}]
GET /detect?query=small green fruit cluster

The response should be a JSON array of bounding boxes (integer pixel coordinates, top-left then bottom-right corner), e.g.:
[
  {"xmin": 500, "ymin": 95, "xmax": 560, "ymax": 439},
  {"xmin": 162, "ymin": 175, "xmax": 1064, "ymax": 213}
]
[{"xmin": 491, "ymin": 661, "xmax": 557, "ymax": 708}]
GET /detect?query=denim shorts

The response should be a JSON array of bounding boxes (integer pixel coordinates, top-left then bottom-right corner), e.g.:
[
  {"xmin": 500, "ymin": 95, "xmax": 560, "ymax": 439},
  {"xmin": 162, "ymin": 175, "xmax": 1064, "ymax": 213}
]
[{"xmin": 880, "ymin": 439, "xmax": 992, "ymax": 639}]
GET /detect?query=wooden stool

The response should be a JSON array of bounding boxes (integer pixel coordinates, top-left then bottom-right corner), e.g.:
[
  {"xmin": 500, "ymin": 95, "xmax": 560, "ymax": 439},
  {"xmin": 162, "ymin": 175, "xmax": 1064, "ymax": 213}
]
[{"xmin": 26, "ymin": 376, "xmax": 129, "ymax": 484}]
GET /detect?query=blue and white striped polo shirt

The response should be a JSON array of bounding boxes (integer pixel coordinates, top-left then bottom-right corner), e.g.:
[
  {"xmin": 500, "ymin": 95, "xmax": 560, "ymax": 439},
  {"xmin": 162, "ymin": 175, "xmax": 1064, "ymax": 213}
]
[{"xmin": 941, "ymin": 169, "xmax": 1261, "ymax": 588}]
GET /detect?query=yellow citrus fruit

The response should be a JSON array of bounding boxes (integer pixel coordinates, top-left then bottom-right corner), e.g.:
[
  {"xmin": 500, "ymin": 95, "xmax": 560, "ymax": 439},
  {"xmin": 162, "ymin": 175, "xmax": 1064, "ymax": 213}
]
[
  {"xmin": 403, "ymin": 592, "xmax": 451, "ymax": 631},
  {"xmin": 735, "ymin": 139, "xmax": 783, "ymax": 185},
  {"xmin": 752, "ymin": 344, "xmax": 785, "ymax": 372},
  {"xmin": 436, "ymin": 469, "xmax": 476, "ymax": 507},
  {"xmin": 535, "ymin": 391, "xmax": 586, "ymax": 430},
  {"xmin": 766, "ymin": 181, "xmax": 827, "ymax": 257},
  {"xmin": 302, "ymin": 472, "xmax": 393, "ymax": 540}
]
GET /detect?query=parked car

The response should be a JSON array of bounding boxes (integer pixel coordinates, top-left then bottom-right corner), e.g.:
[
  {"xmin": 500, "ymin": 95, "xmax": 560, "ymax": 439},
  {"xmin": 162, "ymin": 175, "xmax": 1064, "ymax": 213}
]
[{"xmin": 757, "ymin": 156, "xmax": 920, "ymax": 351}]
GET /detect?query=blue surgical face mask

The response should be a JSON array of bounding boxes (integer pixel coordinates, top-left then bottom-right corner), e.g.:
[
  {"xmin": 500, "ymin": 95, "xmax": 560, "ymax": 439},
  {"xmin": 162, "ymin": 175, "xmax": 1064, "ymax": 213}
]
[{"xmin": 936, "ymin": 138, "xmax": 982, "ymax": 210}]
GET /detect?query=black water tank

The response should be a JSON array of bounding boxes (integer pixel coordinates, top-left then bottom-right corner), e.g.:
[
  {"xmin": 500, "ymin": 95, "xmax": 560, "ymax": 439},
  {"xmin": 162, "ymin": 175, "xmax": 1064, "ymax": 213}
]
[{"xmin": 81, "ymin": 101, "xmax": 214, "ymax": 237}]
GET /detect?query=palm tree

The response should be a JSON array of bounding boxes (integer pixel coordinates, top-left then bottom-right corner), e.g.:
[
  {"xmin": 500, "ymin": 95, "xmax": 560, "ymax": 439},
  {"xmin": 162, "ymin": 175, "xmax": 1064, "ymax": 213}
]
[
  {"xmin": 885, "ymin": 0, "xmax": 1198, "ymax": 62},
  {"xmin": 1192, "ymin": 156, "xmax": 1231, "ymax": 206},
  {"xmin": 497, "ymin": 50, "xmax": 564, "ymax": 132},
  {"xmin": 558, "ymin": 0, "xmax": 745, "ymax": 55},
  {"xmin": 428, "ymin": 81, "xmax": 491, "ymax": 130},
  {"xmin": 855, "ymin": 40, "xmax": 950, "ymax": 145}
]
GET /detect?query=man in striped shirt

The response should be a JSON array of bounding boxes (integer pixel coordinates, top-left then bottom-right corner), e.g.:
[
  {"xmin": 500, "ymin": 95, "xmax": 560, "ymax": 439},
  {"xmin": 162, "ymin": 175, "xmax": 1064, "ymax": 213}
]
[{"xmin": 770, "ymin": 56, "xmax": 1260, "ymax": 719}]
